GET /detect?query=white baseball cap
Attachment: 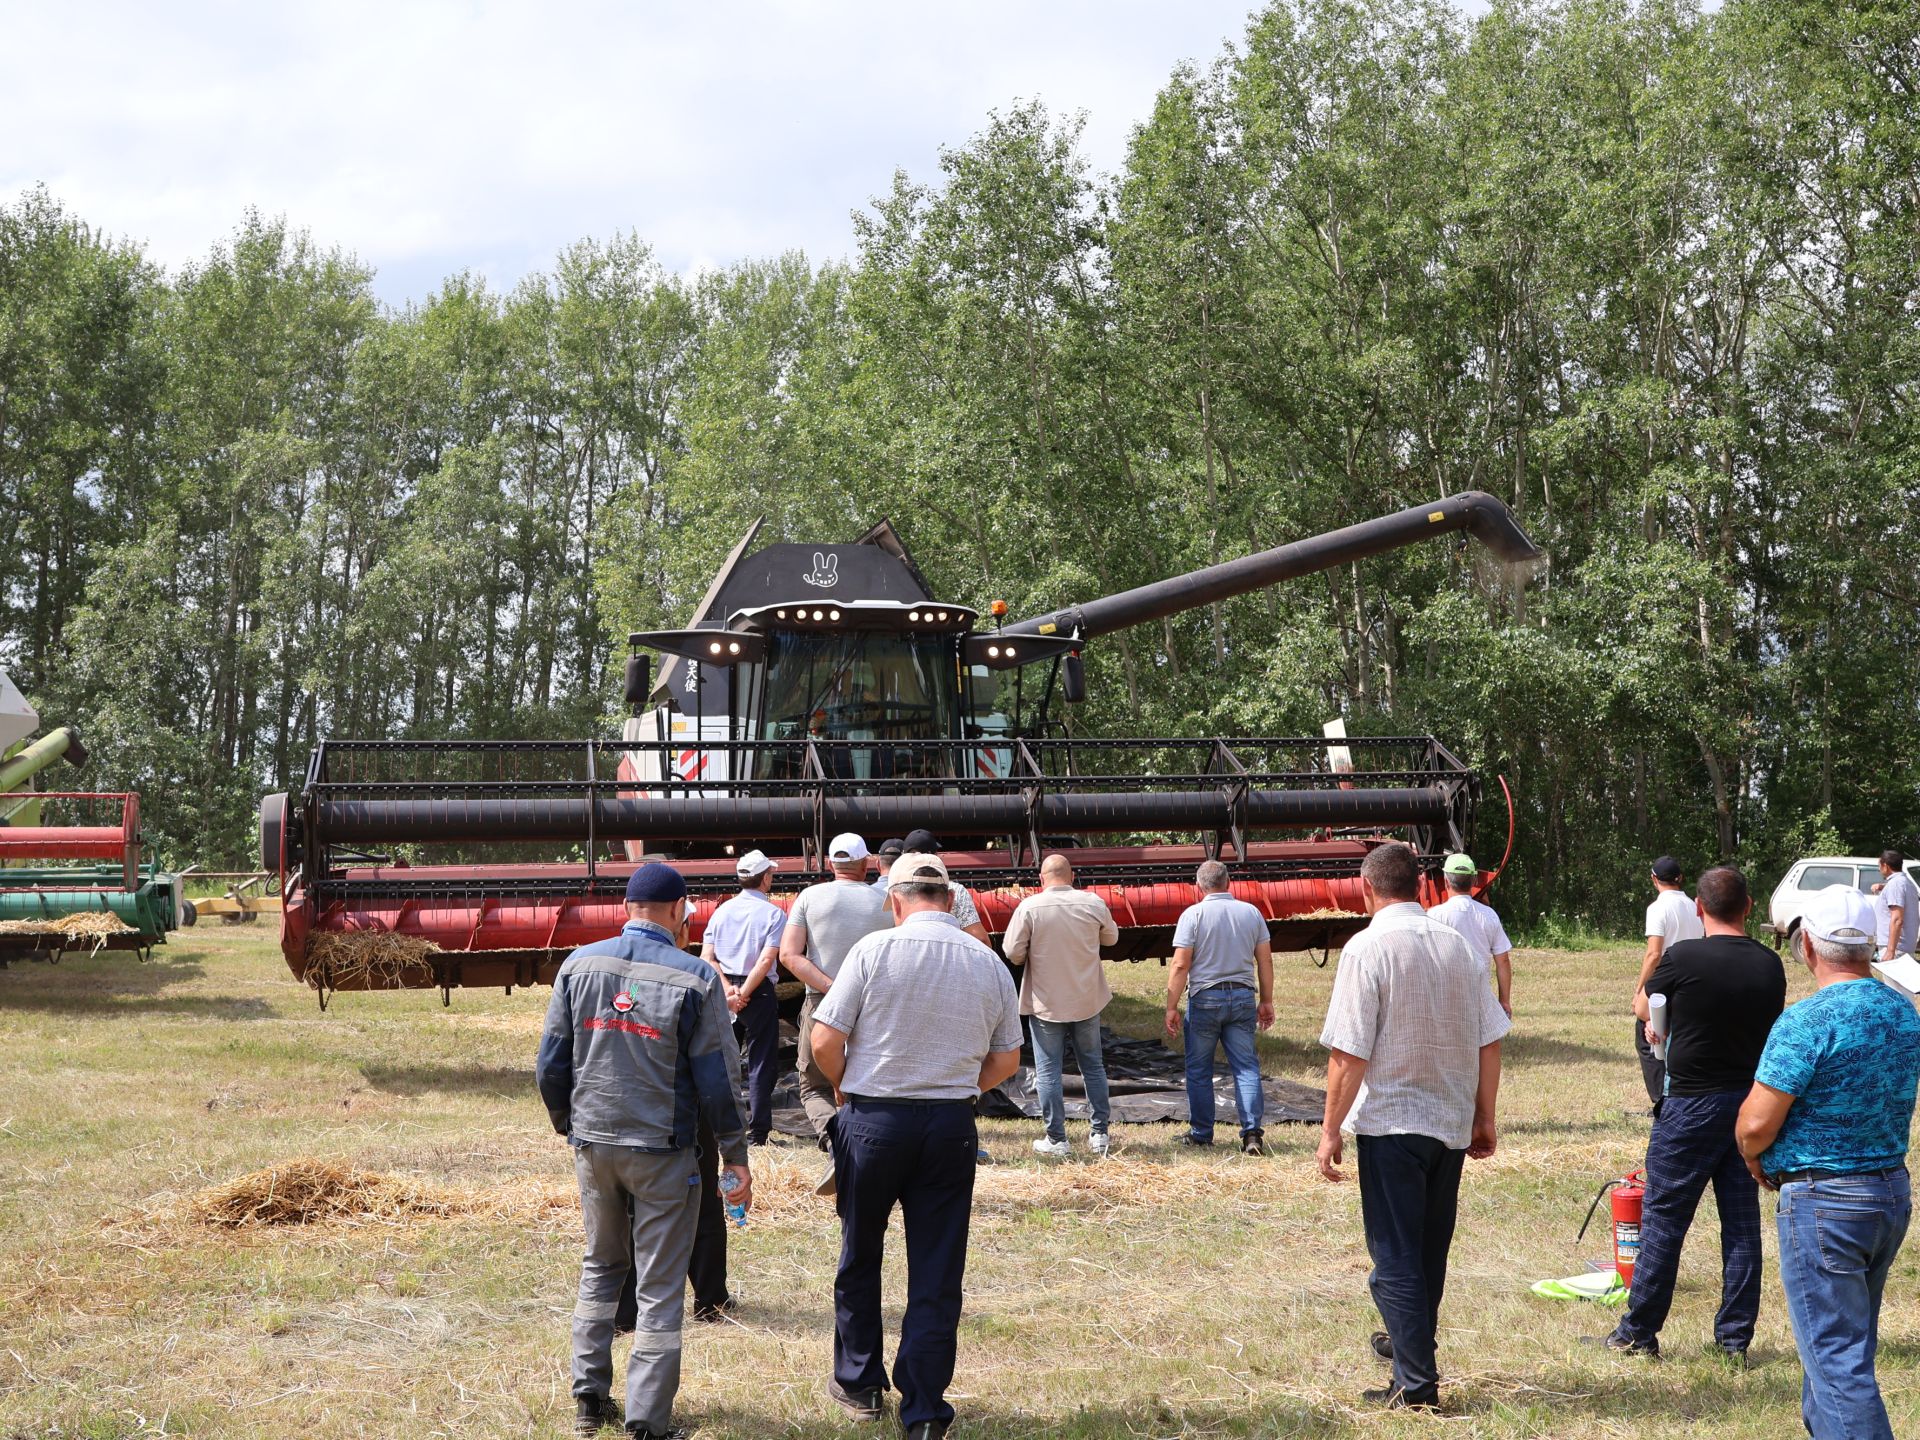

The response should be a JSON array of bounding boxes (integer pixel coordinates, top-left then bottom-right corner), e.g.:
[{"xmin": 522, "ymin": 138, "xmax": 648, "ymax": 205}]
[
  {"xmin": 887, "ymin": 852, "xmax": 950, "ymax": 889},
  {"xmin": 735, "ymin": 849, "xmax": 778, "ymax": 878},
  {"xmin": 828, "ymin": 833, "xmax": 869, "ymax": 862},
  {"xmin": 1801, "ymin": 884, "xmax": 1875, "ymax": 946}
]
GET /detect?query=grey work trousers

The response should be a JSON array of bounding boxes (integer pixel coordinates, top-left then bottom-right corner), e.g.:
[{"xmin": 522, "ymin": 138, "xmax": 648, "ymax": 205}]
[
  {"xmin": 796, "ymin": 992, "xmax": 839, "ymax": 1140},
  {"xmin": 571, "ymin": 1141, "xmax": 702, "ymax": 1434}
]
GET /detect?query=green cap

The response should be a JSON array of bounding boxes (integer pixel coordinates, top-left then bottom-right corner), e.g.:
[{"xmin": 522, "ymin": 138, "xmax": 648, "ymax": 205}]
[{"xmin": 1442, "ymin": 853, "xmax": 1476, "ymax": 877}]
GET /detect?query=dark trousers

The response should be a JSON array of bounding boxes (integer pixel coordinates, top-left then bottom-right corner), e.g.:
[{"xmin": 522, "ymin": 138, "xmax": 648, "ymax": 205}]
[
  {"xmin": 1357, "ymin": 1133, "xmax": 1466, "ymax": 1404},
  {"xmin": 831, "ymin": 1097, "xmax": 978, "ymax": 1428},
  {"xmin": 617, "ymin": 1116, "xmax": 727, "ymax": 1329},
  {"xmin": 730, "ymin": 979, "xmax": 779, "ymax": 1144},
  {"xmin": 1634, "ymin": 1019, "xmax": 1666, "ymax": 1112},
  {"xmin": 1614, "ymin": 1090, "xmax": 1762, "ymax": 1350}
]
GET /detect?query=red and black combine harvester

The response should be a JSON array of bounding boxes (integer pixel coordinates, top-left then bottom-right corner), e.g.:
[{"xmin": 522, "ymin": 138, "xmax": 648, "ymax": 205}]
[{"xmin": 262, "ymin": 493, "xmax": 1539, "ymax": 999}]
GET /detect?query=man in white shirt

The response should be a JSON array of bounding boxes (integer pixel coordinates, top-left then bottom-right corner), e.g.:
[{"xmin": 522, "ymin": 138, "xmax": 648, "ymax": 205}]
[
  {"xmin": 1637, "ymin": 856, "xmax": 1704, "ymax": 1112},
  {"xmin": 1428, "ymin": 853, "xmax": 1513, "ymax": 1017},
  {"xmin": 1317, "ymin": 842, "xmax": 1509, "ymax": 1412}
]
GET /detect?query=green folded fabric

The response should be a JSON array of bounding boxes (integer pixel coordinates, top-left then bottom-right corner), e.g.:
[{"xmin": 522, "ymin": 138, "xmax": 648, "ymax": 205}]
[{"xmin": 1530, "ymin": 1271, "xmax": 1627, "ymax": 1304}]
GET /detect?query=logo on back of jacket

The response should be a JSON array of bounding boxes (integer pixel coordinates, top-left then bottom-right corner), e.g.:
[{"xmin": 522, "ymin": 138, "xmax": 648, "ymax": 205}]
[{"xmin": 586, "ymin": 986, "xmax": 662, "ymax": 1039}]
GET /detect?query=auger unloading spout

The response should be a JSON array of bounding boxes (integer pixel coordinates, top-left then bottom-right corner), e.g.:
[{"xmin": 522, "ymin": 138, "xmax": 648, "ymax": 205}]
[{"xmin": 1003, "ymin": 491, "xmax": 1540, "ymax": 642}]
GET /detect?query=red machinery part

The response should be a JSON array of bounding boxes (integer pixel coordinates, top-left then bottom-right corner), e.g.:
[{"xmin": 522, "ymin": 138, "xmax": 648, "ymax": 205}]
[
  {"xmin": 279, "ymin": 839, "xmax": 1429, "ymax": 991},
  {"xmin": 0, "ymin": 793, "xmax": 138, "ymax": 865}
]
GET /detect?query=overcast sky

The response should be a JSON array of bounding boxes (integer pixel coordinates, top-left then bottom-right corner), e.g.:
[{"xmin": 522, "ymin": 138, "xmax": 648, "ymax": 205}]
[{"xmin": 4, "ymin": 1, "xmax": 1483, "ymax": 307}]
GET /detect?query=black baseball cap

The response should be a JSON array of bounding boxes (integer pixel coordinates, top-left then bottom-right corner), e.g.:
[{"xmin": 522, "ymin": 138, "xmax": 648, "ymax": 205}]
[
  {"xmin": 901, "ymin": 828, "xmax": 939, "ymax": 854},
  {"xmin": 1651, "ymin": 856, "xmax": 1683, "ymax": 883}
]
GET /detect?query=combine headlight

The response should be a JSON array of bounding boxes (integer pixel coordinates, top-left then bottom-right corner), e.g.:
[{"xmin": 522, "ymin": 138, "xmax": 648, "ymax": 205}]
[
  {"xmin": 909, "ymin": 610, "xmax": 921, "ymax": 622},
  {"xmin": 727, "ymin": 641, "xmax": 741, "ymax": 655},
  {"xmin": 829, "ymin": 609, "xmax": 842, "ymax": 621},
  {"xmin": 776, "ymin": 609, "xmax": 787, "ymax": 620},
  {"xmin": 987, "ymin": 645, "xmax": 1000, "ymax": 658},
  {"xmin": 708, "ymin": 642, "xmax": 723, "ymax": 655},
  {"xmin": 936, "ymin": 610, "xmax": 948, "ymax": 621},
  {"xmin": 811, "ymin": 609, "xmax": 825, "ymax": 621}
]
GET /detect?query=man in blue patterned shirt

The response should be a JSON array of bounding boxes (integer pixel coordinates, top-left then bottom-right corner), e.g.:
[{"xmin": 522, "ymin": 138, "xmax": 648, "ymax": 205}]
[{"xmin": 1737, "ymin": 885, "xmax": 1920, "ymax": 1440}]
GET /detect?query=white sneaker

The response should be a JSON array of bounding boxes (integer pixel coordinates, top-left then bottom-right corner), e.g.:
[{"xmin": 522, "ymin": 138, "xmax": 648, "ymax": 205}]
[
  {"xmin": 1032, "ymin": 1136, "xmax": 1071, "ymax": 1159},
  {"xmin": 1088, "ymin": 1131, "xmax": 1111, "ymax": 1157}
]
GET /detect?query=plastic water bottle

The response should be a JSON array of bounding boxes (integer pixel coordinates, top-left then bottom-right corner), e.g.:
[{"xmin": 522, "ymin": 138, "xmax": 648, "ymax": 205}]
[{"xmin": 719, "ymin": 1170, "xmax": 747, "ymax": 1229}]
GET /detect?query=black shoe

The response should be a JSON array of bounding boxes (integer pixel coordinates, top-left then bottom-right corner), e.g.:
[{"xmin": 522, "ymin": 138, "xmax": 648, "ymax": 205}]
[
  {"xmin": 1370, "ymin": 1330, "xmax": 1393, "ymax": 1361},
  {"xmin": 692, "ymin": 1294, "xmax": 738, "ymax": 1323},
  {"xmin": 1361, "ymin": 1384, "xmax": 1438, "ymax": 1411},
  {"xmin": 1241, "ymin": 1129, "xmax": 1266, "ymax": 1156},
  {"xmin": 902, "ymin": 1422, "xmax": 950, "ymax": 1439},
  {"xmin": 626, "ymin": 1427, "xmax": 686, "ymax": 1440},
  {"xmin": 575, "ymin": 1395, "xmax": 621, "ymax": 1437},
  {"xmin": 1717, "ymin": 1343, "xmax": 1749, "ymax": 1369},
  {"xmin": 826, "ymin": 1376, "xmax": 884, "ymax": 1422},
  {"xmin": 1176, "ymin": 1132, "xmax": 1214, "ymax": 1147},
  {"xmin": 1580, "ymin": 1331, "xmax": 1659, "ymax": 1358}
]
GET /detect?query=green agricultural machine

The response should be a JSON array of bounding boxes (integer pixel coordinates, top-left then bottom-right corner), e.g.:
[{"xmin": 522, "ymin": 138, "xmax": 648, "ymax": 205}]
[{"xmin": 0, "ymin": 671, "xmax": 193, "ymax": 963}]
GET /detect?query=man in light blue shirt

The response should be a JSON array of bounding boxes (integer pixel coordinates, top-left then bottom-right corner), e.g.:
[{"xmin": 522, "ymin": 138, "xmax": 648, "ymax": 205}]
[
  {"xmin": 1166, "ymin": 860, "xmax": 1274, "ymax": 1153},
  {"xmin": 699, "ymin": 849, "xmax": 786, "ymax": 1146}
]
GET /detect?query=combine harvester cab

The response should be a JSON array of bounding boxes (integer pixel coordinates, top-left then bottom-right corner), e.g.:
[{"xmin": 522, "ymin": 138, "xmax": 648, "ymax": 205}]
[
  {"xmin": 265, "ymin": 494, "xmax": 1539, "ymax": 1001},
  {"xmin": 0, "ymin": 674, "xmax": 192, "ymax": 964}
]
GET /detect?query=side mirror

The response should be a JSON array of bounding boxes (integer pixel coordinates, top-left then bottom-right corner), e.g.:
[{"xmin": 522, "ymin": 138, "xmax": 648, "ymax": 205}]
[
  {"xmin": 1062, "ymin": 651, "xmax": 1086, "ymax": 704},
  {"xmin": 624, "ymin": 654, "xmax": 651, "ymax": 712}
]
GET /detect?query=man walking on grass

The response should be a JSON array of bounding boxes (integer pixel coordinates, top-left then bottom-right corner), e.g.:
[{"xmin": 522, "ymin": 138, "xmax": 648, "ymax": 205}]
[
  {"xmin": 1166, "ymin": 859, "xmax": 1274, "ymax": 1154},
  {"xmin": 810, "ymin": 850, "xmax": 1023, "ymax": 1440},
  {"xmin": 1429, "ymin": 852, "xmax": 1514, "ymax": 1016},
  {"xmin": 1636, "ymin": 856, "xmax": 1703, "ymax": 1111},
  {"xmin": 1003, "ymin": 852, "xmax": 1119, "ymax": 1158},
  {"xmin": 780, "ymin": 833, "xmax": 890, "ymax": 1146},
  {"xmin": 1317, "ymin": 842, "xmax": 1508, "ymax": 1412},
  {"xmin": 537, "ymin": 862, "xmax": 752, "ymax": 1440},
  {"xmin": 1738, "ymin": 885, "xmax": 1920, "ymax": 1440},
  {"xmin": 1586, "ymin": 865, "xmax": 1784, "ymax": 1363}
]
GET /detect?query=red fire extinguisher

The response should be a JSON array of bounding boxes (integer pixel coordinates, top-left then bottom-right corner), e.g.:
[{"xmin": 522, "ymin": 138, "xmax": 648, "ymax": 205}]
[{"xmin": 1577, "ymin": 1170, "xmax": 1645, "ymax": 1289}]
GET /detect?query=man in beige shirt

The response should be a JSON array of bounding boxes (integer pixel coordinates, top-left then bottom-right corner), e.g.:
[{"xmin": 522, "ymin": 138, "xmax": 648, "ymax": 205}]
[{"xmin": 1002, "ymin": 853, "xmax": 1119, "ymax": 1158}]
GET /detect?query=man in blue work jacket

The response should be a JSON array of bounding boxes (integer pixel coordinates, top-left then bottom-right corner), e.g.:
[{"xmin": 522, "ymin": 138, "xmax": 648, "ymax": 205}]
[{"xmin": 537, "ymin": 862, "xmax": 753, "ymax": 1440}]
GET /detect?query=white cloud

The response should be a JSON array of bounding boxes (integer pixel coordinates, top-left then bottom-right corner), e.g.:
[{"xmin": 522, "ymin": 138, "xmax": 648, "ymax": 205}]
[{"xmin": 3, "ymin": 0, "xmax": 1273, "ymax": 304}]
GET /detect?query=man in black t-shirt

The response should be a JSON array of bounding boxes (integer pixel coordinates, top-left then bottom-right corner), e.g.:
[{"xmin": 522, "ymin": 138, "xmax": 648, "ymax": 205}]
[{"xmin": 1586, "ymin": 865, "xmax": 1785, "ymax": 1362}]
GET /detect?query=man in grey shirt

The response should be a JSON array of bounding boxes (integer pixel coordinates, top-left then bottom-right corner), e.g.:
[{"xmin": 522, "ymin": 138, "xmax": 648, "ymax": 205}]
[
  {"xmin": 1166, "ymin": 860, "xmax": 1274, "ymax": 1153},
  {"xmin": 1317, "ymin": 843, "xmax": 1508, "ymax": 1413},
  {"xmin": 810, "ymin": 851, "xmax": 1022, "ymax": 1440},
  {"xmin": 780, "ymin": 832, "xmax": 891, "ymax": 1144},
  {"xmin": 1874, "ymin": 849, "xmax": 1918, "ymax": 963}
]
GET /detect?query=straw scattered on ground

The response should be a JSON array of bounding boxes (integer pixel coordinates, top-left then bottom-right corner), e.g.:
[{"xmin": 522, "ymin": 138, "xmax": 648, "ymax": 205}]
[{"xmin": 303, "ymin": 931, "xmax": 441, "ymax": 991}]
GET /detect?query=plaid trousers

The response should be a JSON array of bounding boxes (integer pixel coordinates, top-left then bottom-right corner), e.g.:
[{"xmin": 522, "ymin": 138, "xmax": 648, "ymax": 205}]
[{"xmin": 1615, "ymin": 1089, "xmax": 1764, "ymax": 1349}]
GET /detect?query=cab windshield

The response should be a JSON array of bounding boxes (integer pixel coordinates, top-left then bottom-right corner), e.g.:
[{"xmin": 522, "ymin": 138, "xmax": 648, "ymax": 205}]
[{"xmin": 756, "ymin": 631, "xmax": 957, "ymax": 779}]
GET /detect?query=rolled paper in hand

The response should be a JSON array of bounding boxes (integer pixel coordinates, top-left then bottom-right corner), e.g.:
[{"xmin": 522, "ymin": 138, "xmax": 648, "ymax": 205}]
[{"xmin": 1646, "ymin": 993, "xmax": 1669, "ymax": 1061}]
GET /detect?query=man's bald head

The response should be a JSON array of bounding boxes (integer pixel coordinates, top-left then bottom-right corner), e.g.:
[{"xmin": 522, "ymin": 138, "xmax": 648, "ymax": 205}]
[{"xmin": 1040, "ymin": 853, "xmax": 1074, "ymax": 887}]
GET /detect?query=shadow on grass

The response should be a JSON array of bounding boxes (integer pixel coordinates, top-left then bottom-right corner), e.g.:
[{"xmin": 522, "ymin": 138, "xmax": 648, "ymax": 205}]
[
  {"xmin": 1502, "ymin": 1033, "xmax": 1623, "ymax": 1067},
  {"xmin": 360, "ymin": 1061, "xmax": 533, "ymax": 1096},
  {"xmin": 0, "ymin": 957, "xmax": 279, "ymax": 1020}
]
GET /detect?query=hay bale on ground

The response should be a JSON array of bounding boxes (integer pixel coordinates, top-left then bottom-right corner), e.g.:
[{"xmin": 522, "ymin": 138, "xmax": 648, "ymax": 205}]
[
  {"xmin": 193, "ymin": 1158, "xmax": 456, "ymax": 1227},
  {"xmin": 303, "ymin": 932, "xmax": 440, "ymax": 992}
]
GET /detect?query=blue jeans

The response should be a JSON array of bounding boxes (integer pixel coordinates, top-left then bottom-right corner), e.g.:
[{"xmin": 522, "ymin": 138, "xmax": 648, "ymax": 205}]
[
  {"xmin": 1776, "ymin": 1168, "xmax": 1911, "ymax": 1440},
  {"xmin": 1613, "ymin": 1090, "xmax": 1762, "ymax": 1350},
  {"xmin": 1029, "ymin": 1015, "xmax": 1111, "ymax": 1142},
  {"xmin": 1358, "ymin": 1133, "xmax": 1464, "ymax": 1404},
  {"xmin": 1183, "ymin": 985, "xmax": 1263, "ymax": 1141}
]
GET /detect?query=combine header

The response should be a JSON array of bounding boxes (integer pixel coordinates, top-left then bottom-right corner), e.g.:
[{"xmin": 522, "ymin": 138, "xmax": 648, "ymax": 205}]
[
  {"xmin": 265, "ymin": 493, "xmax": 1540, "ymax": 997},
  {"xmin": 0, "ymin": 673, "xmax": 192, "ymax": 962}
]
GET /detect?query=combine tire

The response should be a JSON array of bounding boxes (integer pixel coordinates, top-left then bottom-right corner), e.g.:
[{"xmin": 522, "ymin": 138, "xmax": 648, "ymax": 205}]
[{"xmin": 259, "ymin": 792, "xmax": 288, "ymax": 874}]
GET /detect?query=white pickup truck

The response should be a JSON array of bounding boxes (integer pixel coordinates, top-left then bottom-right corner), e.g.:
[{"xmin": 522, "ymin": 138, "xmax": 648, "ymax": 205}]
[{"xmin": 1767, "ymin": 855, "xmax": 1920, "ymax": 944}]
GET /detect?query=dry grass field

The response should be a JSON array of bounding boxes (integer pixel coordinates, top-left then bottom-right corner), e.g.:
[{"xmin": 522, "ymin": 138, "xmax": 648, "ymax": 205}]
[{"xmin": 3, "ymin": 922, "xmax": 1914, "ymax": 1438}]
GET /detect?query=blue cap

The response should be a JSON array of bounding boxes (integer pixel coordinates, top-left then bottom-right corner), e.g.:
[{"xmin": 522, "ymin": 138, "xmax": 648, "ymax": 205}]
[{"xmin": 625, "ymin": 862, "xmax": 687, "ymax": 904}]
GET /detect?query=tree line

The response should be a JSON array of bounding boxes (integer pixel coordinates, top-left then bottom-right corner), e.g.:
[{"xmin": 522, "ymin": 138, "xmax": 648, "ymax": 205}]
[{"xmin": 3, "ymin": 0, "xmax": 1915, "ymax": 932}]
